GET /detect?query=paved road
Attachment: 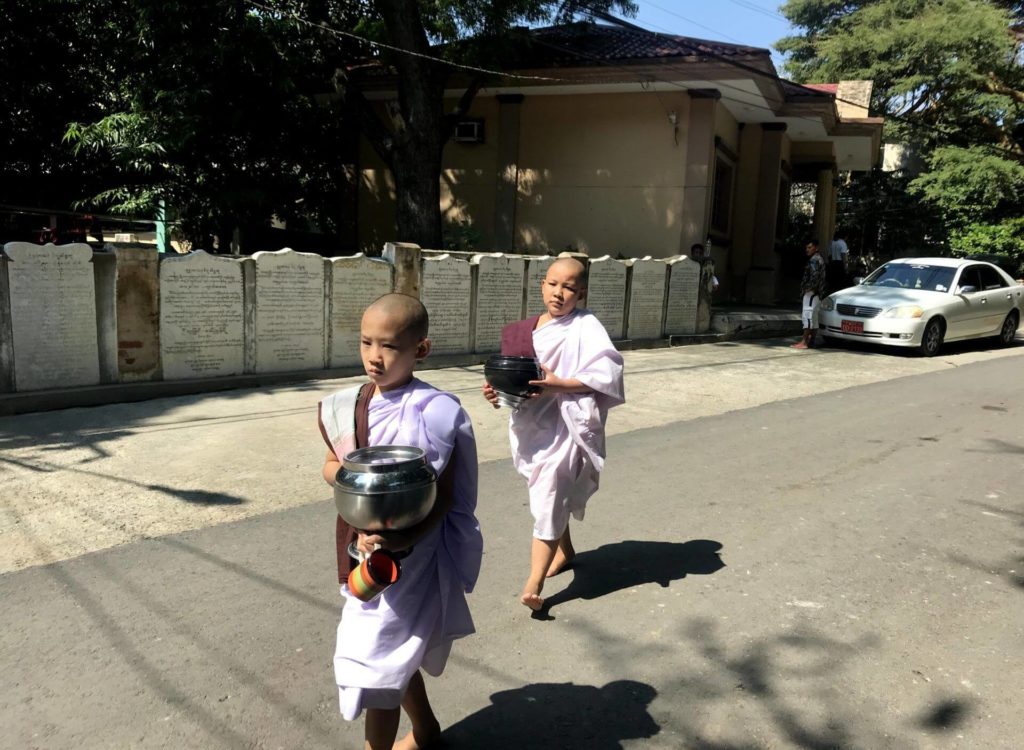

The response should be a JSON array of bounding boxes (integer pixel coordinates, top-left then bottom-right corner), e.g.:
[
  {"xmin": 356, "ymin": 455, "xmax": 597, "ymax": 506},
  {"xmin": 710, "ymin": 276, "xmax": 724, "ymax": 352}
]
[{"xmin": 2, "ymin": 347, "xmax": 1022, "ymax": 749}]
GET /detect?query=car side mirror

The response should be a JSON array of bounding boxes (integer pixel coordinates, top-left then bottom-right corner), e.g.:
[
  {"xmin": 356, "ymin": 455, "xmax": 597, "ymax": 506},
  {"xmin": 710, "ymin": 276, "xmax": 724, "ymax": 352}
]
[
  {"xmin": 852, "ymin": 276, "xmax": 864, "ymax": 285},
  {"xmin": 958, "ymin": 285, "xmax": 977, "ymax": 295}
]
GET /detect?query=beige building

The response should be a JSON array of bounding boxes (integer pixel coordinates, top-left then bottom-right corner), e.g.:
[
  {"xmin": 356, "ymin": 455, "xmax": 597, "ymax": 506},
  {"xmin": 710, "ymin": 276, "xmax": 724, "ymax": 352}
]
[{"xmin": 356, "ymin": 23, "xmax": 882, "ymax": 304}]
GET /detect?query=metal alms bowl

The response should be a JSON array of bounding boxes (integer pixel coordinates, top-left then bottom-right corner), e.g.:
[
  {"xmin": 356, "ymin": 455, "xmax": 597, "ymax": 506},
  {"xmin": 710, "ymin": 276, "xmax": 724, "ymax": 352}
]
[{"xmin": 333, "ymin": 445, "xmax": 437, "ymax": 531}]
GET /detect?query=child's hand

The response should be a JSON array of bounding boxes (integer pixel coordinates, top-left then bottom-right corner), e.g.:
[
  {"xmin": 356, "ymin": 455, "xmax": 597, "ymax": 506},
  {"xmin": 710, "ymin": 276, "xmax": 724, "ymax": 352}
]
[
  {"xmin": 529, "ymin": 365, "xmax": 591, "ymax": 395},
  {"xmin": 528, "ymin": 364, "xmax": 562, "ymax": 394},
  {"xmin": 357, "ymin": 530, "xmax": 412, "ymax": 554},
  {"xmin": 481, "ymin": 382, "xmax": 500, "ymax": 409}
]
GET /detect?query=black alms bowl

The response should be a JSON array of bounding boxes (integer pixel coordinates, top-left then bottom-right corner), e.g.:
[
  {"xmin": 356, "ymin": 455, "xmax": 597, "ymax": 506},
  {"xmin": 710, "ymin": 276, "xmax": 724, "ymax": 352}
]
[{"xmin": 484, "ymin": 355, "xmax": 542, "ymax": 407}]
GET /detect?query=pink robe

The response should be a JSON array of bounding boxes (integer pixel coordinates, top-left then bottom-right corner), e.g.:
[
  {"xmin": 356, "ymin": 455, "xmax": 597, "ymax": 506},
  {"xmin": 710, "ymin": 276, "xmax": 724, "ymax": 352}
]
[
  {"xmin": 318, "ymin": 379, "xmax": 483, "ymax": 720},
  {"xmin": 507, "ymin": 309, "xmax": 625, "ymax": 540}
]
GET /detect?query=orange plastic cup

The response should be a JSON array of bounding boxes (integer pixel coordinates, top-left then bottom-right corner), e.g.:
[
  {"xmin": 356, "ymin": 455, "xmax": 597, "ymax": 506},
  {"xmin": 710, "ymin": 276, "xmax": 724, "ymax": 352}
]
[{"xmin": 347, "ymin": 549, "xmax": 402, "ymax": 602}]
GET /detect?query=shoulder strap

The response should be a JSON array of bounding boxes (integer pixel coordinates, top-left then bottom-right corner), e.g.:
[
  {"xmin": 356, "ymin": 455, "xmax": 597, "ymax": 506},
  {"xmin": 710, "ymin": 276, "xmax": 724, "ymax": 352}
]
[
  {"xmin": 354, "ymin": 382, "xmax": 374, "ymax": 448},
  {"xmin": 336, "ymin": 382, "xmax": 375, "ymax": 582},
  {"xmin": 501, "ymin": 315, "xmax": 540, "ymax": 358}
]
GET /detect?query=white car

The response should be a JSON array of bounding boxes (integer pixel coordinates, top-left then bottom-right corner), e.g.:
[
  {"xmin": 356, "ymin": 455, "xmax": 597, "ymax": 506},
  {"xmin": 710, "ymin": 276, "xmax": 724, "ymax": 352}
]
[{"xmin": 819, "ymin": 257, "xmax": 1023, "ymax": 356}]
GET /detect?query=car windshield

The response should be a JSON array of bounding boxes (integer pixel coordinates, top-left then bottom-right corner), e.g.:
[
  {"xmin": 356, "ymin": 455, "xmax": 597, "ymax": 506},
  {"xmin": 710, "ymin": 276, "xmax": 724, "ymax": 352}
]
[{"xmin": 862, "ymin": 263, "xmax": 956, "ymax": 293}]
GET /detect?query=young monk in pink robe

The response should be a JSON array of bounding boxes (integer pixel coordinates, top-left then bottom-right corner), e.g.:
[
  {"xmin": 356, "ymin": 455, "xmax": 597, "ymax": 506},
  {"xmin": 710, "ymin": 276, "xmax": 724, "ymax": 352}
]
[
  {"xmin": 320, "ymin": 294, "xmax": 483, "ymax": 750},
  {"xmin": 482, "ymin": 258, "xmax": 625, "ymax": 610}
]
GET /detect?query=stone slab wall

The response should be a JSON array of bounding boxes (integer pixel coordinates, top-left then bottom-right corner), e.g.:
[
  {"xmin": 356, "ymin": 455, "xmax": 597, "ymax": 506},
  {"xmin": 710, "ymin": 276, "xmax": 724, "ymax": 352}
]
[
  {"xmin": 664, "ymin": 255, "xmax": 701, "ymax": 335},
  {"xmin": 2, "ymin": 242, "xmax": 100, "ymax": 391},
  {"xmin": 472, "ymin": 253, "xmax": 526, "ymax": 352},
  {"xmin": 329, "ymin": 254, "xmax": 393, "ymax": 367},
  {"xmin": 252, "ymin": 249, "xmax": 326, "ymax": 373},
  {"xmin": 1, "ymin": 242, "xmax": 702, "ymax": 395},
  {"xmin": 586, "ymin": 255, "xmax": 628, "ymax": 340},
  {"xmin": 112, "ymin": 245, "xmax": 162, "ymax": 382},
  {"xmin": 420, "ymin": 254, "xmax": 472, "ymax": 354},
  {"xmin": 160, "ymin": 250, "xmax": 245, "ymax": 380},
  {"xmin": 625, "ymin": 257, "xmax": 668, "ymax": 340}
]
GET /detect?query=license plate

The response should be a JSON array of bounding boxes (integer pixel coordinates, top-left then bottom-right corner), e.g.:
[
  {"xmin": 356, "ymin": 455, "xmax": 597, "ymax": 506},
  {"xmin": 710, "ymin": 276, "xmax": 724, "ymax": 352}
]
[{"xmin": 841, "ymin": 320, "xmax": 864, "ymax": 333}]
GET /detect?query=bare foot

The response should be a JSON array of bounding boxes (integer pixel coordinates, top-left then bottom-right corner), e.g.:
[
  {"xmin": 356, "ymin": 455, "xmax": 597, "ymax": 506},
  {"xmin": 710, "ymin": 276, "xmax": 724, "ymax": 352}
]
[
  {"xmin": 393, "ymin": 720, "xmax": 442, "ymax": 750},
  {"xmin": 545, "ymin": 549, "xmax": 575, "ymax": 578},
  {"xmin": 520, "ymin": 591, "xmax": 544, "ymax": 611},
  {"xmin": 790, "ymin": 342, "xmax": 808, "ymax": 349}
]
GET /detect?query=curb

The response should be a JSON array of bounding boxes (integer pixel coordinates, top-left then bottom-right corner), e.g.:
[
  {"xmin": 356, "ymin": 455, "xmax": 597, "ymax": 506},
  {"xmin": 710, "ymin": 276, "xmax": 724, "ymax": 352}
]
[{"xmin": 0, "ymin": 318, "xmax": 802, "ymax": 416}]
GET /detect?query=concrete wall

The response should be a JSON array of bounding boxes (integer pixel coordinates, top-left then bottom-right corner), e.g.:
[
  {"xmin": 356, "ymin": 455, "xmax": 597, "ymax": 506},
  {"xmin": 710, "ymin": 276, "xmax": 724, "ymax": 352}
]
[
  {"xmin": 357, "ymin": 91, "xmax": 693, "ymax": 259},
  {"xmin": 514, "ymin": 91, "xmax": 690, "ymax": 256}
]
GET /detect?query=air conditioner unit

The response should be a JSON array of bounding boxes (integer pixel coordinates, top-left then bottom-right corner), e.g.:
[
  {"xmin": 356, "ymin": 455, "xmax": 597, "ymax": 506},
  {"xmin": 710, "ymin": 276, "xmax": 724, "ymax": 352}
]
[{"xmin": 453, "ymin": 119, "xmax": 485, "ymax": 143}]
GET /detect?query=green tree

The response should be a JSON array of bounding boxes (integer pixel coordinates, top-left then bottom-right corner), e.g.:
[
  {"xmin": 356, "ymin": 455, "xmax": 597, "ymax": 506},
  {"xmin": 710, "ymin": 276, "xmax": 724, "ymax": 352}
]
[
  {"xmin": 45, "ymin": 1, "xmax": 635, "ymax": 250},
  {"xmin": 0, "ymin": 1, "xmax": 125, "ymax": 216},
  {"xmin": 61, "ymin": 0, "xmax": 367, "ymax": 249},
  {"xmin": 778, "ymin": 0, "xmax": 1024, "ymax": 264}
]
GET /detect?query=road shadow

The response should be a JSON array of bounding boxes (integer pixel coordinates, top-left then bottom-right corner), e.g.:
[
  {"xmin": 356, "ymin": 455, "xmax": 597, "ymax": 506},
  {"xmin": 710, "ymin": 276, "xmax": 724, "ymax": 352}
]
[
  {"xmin": 538, "ymin": 539, "xmax": 724, "ymax": 617},
  {"xmin": 442, "ymin": 680, "xmax": 659, "ymax": 749}
]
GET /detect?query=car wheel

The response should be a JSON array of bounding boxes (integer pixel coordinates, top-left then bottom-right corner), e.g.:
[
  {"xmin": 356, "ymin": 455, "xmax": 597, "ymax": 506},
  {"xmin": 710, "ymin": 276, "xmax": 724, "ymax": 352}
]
[
  {"xmin": 997, "ymin": 311, "xmax": 1019, "ymax": 346},
  {"xmin": 919, "ymin": 318, "xmax": 944, "ymax": 357}
]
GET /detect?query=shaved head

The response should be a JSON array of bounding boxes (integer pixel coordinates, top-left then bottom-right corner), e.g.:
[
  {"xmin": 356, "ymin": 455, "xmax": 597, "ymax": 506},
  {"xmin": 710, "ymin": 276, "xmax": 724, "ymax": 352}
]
[
  {"xmin": 548, "ymin": 257, "xmax": 587, "ymax": 287},
  {"xmin": 363, "ymin": 293, "xmax": 429, "ymax": 340}
]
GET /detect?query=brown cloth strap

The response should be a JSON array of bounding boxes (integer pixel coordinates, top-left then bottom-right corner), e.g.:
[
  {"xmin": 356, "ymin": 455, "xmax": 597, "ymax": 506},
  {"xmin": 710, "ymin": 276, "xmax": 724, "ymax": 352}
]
[
  {"xmin": 500, "ymin": 315, "xmax": 540, "ymax": 358},
  {"xmin": 336, "ymin": 382, "xmax": 374, "ymax": 582}
]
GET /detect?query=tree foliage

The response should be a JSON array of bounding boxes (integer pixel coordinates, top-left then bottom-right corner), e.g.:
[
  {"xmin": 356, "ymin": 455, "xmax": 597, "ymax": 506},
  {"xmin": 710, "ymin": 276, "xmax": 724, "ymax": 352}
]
[
  {"xmin": 778, "ymin": 0, "xmax": 1024, "ymax": 264},
  {"xmin": 6, "ymin": 0, "xmax": 636, "ymax": 249},
  {"xmin": 60, "ymin": 0, "xmax": 369, "ymax": 248}
]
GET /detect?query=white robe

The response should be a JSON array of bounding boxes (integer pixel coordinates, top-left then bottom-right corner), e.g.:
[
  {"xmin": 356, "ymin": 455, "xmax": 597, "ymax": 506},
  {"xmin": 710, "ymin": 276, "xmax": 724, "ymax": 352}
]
[
  {"xmin": 319, "ymin": 379, "xmax": 483, "ymax": 720},
  {"xmin": 509, "ymin": 309, "xmax": 625, "ymax": 540}
]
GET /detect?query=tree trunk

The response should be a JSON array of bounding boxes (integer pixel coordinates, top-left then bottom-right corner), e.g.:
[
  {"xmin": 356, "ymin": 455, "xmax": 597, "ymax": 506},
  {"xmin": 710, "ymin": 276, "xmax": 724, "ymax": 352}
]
[{"xmin": 374, "ymin": 0, "xmax": 448, "ymax": 248}]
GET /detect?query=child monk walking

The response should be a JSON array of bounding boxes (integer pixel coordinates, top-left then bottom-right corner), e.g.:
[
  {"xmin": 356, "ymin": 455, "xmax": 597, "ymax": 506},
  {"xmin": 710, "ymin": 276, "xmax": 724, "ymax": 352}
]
[
  {"xmin": 483, "ymin": 258, "xmax": 625, "ymax": 610},
  {"xmin": 319, "ymin": 293, "xmax": 483, "ymax": 749}
]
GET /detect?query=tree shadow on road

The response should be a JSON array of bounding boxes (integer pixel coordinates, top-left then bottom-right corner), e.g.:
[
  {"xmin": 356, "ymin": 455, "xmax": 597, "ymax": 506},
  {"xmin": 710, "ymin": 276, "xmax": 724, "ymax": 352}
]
[
  {"xmin": 536, "ymin": 539, "xmax": 724, "ymax": 619},
  {"xmin": 442, "ymin": 679, "xmax": 659, "ymax": 749}
]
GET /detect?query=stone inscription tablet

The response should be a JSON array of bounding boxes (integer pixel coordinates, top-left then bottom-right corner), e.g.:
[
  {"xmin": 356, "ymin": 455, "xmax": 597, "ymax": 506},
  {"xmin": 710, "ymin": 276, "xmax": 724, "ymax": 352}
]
[
  {"xmin": 524, "ymin": 256, "xmax": 554, "ymax": 317},
  {"xmin": 329, "ymin": 254, "xmax": 392, "ymax": 367},
  {"xmin": 421, "ymin": 255, "xmax": 471, "ymax": 354},
  {"xmin": 114, "ymin": 246, "xmax": 161, "ymax": 381},
  {"xmin": 160, "ymin": 251, "xmax": 245, "ymax": 379},
  {"xmin": 585, "ymin": 256, "xmax": 627, "ymax": 340},
  {"xmin": 664, "ymin": 256, "xmax": 700, "ymax": 335},
  {"xmin": 253, "ymin": 249, "xmax": 326, "ymax": 373},
  {"xmin": 472, "ymin": 254, "xmax": 526, "ymax": 352},
  {"xmin": 5, "ymin": 242, "xmax": 100, "ymax": 391},
  {"xmin": 626, "ymin": 257, "xmax": 667, "ymax": 340}
]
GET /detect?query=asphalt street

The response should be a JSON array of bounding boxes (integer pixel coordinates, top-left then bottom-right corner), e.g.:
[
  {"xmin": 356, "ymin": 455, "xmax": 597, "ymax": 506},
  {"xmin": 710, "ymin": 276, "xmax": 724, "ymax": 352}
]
[{"xmin": 1, "ymin": 345, "xmax": 1023, "ymax": 749}]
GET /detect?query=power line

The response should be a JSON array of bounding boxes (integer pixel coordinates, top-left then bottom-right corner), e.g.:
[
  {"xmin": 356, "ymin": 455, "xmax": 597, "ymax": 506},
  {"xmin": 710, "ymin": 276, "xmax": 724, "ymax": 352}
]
[
  {"xmin": 638, "ymin": 0, "xmax": 746, "ymax": 44},
  {"xmin": 594, "ymin": 10, "xmax": 1023, "ymax": 162},
  {"xmin": 244, "ymin": 0, "xmax": 566, "ymax": 83},
  {"xmin": 249, "ymin": 0, "xmax": 1021, "ymax": 162},
  {"xmin": 722, "ymin": 0, "xmax": 789, "ymax": 23}
]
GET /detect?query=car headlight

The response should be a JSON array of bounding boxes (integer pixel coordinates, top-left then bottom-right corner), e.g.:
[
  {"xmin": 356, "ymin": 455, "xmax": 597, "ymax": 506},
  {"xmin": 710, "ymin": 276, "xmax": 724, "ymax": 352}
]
[
  {"xmin": 881, "ymin": 305, "xmax": 924, "ymax": 319},
  {"xmin": 820, "ymin": 296, "xmax": 835, "ymax": 311}
]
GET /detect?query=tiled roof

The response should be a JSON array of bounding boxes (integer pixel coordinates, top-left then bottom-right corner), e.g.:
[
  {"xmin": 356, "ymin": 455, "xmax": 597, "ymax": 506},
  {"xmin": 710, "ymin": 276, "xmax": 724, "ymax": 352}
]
[
  {"xmin": 781, "ymin": 79, "xmax": 836, "ymax": 99},
  {"xmin": 517, "ymin": 23, "xmax": 770, "ymax": 67}
]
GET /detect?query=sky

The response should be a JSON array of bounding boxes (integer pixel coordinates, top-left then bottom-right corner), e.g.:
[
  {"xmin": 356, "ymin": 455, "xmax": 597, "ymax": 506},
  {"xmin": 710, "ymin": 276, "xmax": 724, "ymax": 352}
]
[{"xmin": 625, "ymin": 0, "xmax": 797, "ymax": 69}]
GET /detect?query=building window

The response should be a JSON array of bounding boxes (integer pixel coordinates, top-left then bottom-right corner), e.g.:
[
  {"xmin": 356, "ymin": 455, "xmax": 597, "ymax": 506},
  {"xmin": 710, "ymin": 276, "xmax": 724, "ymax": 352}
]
[{"xmin": 710, "ymin": 155, "xmax": 734, "ymax": 236}]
